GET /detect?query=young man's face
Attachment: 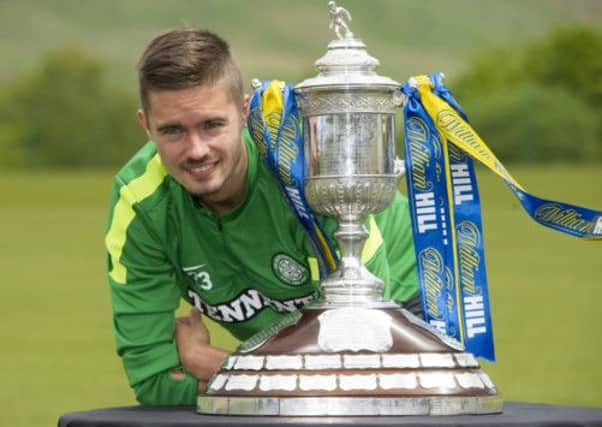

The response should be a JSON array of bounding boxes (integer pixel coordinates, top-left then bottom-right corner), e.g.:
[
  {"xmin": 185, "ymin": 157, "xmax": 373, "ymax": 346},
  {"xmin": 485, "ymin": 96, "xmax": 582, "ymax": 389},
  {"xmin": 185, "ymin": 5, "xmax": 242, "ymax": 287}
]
[{"xmin": 138, "ymin": 80, "xmax": 248, "ymax": 209}]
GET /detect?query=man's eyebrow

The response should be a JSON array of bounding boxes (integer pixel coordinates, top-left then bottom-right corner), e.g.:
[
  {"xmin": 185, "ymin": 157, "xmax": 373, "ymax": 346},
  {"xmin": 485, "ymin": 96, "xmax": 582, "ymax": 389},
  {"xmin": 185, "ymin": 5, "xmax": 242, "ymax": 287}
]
[{"xmin": 202, "ymin": 115, "xmax": 228, "ymax": 123}]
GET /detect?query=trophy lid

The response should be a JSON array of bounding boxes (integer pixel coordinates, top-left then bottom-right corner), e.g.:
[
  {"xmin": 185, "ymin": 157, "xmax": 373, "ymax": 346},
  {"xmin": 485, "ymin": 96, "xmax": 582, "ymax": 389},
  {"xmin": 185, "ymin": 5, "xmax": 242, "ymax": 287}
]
[{"xmin": 296, "ymin": 1, "xmax": 399, "ymax": 91}]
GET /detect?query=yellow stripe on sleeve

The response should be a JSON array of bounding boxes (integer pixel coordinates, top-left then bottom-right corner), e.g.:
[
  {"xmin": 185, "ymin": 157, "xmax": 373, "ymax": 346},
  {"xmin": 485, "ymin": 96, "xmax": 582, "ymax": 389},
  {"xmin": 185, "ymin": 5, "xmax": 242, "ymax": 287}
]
[
  {"xmin": 105, "ymin": 154, "xmax": 167, "ymax": 284},
  {"xmin": 307, "ymin": 257, "xmax": 320, "ymax": 282},
  {"xmin": 362, "ymin": 215, "xmax": 384, "ymax": 262}
]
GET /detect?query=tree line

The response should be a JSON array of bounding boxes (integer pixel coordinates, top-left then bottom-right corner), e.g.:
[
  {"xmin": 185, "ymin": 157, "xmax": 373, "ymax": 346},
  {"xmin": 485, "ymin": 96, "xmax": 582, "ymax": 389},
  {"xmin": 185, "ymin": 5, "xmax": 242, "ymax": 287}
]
[
  {"xmin": 452, "ymin": 26, "xmax": 601, "ymax": 163},
  {"xmin": 0, "ymin": 49, "xmax": 142, "ymax": 169},
  {"xmin": 0, "ymin": 26, "xmax": 599, "ymax": 169}
]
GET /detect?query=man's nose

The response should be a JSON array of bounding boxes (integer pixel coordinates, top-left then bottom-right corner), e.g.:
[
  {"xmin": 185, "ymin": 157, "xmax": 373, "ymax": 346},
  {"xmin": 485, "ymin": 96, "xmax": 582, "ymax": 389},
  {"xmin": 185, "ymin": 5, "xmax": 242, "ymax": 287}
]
[{"xmin": 186, "ymin": 133, "xmax": 210, "ymax": 159}]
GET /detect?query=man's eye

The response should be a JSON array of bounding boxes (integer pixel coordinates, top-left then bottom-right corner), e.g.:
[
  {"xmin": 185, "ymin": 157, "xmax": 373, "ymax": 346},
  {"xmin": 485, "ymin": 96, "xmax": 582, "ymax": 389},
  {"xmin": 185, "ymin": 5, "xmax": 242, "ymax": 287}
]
[
  {"xmin": 161, "ymin": 127, "xmax": 183, "ymax": 136},
  {"xmin": 204, "ymin": 121, "xmax": 224, "ymax": 131}
]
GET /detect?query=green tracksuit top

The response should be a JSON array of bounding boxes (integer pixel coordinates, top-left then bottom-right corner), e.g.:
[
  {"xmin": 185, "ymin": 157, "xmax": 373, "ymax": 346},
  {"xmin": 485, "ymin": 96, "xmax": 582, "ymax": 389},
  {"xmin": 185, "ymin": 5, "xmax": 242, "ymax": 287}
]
[{"xmin": 105, "ymin": 129, "xmax": 418, "ymax": 405}]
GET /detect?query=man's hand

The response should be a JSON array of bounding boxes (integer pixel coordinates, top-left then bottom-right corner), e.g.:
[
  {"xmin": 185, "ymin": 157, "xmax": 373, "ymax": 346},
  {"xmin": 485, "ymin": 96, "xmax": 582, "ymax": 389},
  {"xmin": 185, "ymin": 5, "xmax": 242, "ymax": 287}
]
[{"xmin": 176, "ymin": 308, "xmax": 229, "ymax": 393}]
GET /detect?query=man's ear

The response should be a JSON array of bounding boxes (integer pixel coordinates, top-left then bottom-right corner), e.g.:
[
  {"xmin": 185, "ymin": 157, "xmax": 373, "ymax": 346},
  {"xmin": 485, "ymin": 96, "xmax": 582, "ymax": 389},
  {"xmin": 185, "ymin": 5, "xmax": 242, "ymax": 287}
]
[{"xmin": 137, "ymin": 108, "xmax": 152, "ymax": 139}]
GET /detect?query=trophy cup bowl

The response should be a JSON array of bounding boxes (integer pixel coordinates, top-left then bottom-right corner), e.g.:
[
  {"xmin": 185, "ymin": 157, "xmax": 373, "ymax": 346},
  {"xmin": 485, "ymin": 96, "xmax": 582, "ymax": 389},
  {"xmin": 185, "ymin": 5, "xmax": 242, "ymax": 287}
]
[
  {"xmin": 197, "ymin": 1, "xmax": 502, "ymax": 416},
  {"xmin": 303, "ymin": 106, "xmax": 402, "ymax": 304}
]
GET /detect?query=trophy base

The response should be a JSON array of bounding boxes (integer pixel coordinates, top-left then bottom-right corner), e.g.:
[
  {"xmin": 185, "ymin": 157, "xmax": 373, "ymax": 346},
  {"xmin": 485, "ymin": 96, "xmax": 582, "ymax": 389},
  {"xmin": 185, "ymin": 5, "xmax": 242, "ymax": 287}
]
[
  {"xmin": 198, "ymin": 394, "xmax": 503, "ymax": 416},
  {"xmin": 198, "ymin": 305, "xmax": 503, "ymax": 416}
]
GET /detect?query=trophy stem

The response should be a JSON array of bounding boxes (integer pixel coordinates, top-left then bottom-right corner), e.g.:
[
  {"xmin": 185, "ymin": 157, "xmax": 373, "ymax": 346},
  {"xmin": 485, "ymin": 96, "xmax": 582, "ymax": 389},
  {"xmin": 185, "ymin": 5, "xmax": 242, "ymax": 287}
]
[{"xmin": 320, "ymin": 214, "xmax": 385, "ymax": 305}]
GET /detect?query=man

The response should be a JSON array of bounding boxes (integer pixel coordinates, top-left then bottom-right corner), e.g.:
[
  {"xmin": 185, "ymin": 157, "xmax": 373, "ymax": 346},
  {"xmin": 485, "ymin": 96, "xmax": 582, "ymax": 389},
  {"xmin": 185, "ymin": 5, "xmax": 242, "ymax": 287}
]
[{"xmin": 105, "ymin": 28, "xmax": 419, "ymax": 405}]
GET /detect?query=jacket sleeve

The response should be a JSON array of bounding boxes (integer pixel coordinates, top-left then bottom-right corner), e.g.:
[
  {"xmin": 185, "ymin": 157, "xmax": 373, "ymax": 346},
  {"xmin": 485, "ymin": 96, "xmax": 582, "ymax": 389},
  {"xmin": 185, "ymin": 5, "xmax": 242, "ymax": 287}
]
[
  {"xmin": 374, "ymin": 191, "xmax": 419, "ymax": 303},
  {"xmin": 105, "ymin": 178, "xmax": 197, "ymax": 405}
]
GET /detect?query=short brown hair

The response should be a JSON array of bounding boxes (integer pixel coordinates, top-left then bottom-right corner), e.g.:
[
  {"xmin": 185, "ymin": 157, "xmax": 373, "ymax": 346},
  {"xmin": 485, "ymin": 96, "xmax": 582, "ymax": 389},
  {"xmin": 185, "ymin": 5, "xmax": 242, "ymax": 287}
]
[{"xmin": 137, "ymin": 29, "xmax": 243, "ymax": 113}]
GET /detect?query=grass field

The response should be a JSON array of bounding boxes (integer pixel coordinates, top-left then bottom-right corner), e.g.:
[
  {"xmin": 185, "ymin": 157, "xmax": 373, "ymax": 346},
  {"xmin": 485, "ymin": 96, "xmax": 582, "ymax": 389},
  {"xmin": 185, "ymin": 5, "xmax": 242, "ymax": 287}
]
[{"xmin": 0, "ymin": 165, "xmax": 601, "ymax": 426}]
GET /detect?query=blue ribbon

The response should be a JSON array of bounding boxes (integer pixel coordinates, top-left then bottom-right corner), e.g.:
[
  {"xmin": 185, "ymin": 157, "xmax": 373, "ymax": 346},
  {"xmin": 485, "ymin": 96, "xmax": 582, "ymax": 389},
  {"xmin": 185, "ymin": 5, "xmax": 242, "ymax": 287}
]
[
  {"xmin": 247, "ymin": 81, "xmax": 339, "ymax": 278},
  {"xmin": 402, "ymin": 74, "xmax": 495, "ymax": 360}
]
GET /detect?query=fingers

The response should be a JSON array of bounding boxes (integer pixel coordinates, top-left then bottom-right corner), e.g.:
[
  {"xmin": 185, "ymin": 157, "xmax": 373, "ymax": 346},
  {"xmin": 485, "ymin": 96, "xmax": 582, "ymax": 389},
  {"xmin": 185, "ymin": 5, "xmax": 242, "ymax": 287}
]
[
  {"xmin": 189, "ymin": 307, "xmax": 203, "ymax": 322},
  {"xmin": 197, "ymin": 379, "xmax": 208, "ymax": 394},
  {"xmin": 176, "ymin": 307, "xmax": 210, "ymax": 345},
  {"xmin": 176, "ymin": 316, "xmax": 191, "ymax": 326},
  {"xmin": 189, "ymin": 308, "xmax": 209, "ymax": 333},
  {"xmin": 176, "ymin": 307, "xmax": 202, "ymax": 326}
]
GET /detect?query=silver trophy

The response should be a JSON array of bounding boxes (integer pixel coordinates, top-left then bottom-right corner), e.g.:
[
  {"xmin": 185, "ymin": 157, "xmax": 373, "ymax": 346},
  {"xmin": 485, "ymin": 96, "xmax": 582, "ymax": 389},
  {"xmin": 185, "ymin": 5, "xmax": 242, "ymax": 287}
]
[
  {"xmin": 198, "ymin": 2, "xmax": 502, "ymax": 416},
  {"xmin": 298, "ymin": 3, "xmax": 404, "ymax": 306}
]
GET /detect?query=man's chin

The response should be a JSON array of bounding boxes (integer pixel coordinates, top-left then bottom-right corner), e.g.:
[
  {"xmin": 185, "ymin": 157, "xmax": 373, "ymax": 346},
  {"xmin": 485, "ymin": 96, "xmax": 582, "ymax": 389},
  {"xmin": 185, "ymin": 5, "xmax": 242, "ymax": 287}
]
[
  {"xmin": 179, "ymin": 175, "xmax": 216, "ymax": 195},
  {"xmin": 186, "ymin": 187, "xmax": 212, "ymax": 197},
  {"xmin": 185, "ymin": 182, "xmax": 221, "ymax": 198}
]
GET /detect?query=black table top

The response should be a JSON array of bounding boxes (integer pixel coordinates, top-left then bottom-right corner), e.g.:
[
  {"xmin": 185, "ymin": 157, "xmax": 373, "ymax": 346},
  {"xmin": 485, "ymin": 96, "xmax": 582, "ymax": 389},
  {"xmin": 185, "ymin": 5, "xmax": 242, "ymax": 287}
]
[{"xmin": 58, "ymin": 401, "xmax": 602, "ymax": 427}]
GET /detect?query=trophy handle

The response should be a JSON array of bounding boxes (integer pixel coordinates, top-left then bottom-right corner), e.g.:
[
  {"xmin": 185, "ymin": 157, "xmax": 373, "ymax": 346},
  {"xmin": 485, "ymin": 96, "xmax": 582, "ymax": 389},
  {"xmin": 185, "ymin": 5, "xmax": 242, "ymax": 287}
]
[{"xmin": 394, "ymin": 157, "xmax": 405, "ymax": 179}]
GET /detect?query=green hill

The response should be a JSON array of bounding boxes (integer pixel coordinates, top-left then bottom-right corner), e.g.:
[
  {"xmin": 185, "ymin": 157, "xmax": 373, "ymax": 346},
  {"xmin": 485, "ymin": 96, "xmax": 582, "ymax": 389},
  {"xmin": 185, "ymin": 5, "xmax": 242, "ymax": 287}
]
[{"xmin": 1, "ymin": 0, "xmax": 600, "ymax": 91}]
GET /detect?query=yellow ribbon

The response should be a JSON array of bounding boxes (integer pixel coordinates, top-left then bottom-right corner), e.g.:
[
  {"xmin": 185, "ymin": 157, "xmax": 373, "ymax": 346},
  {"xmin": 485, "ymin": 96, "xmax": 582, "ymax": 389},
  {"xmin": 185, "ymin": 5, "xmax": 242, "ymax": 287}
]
[{"xmin": 413, "ymin": 74, "xmax": 601, "ymax": 241}]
